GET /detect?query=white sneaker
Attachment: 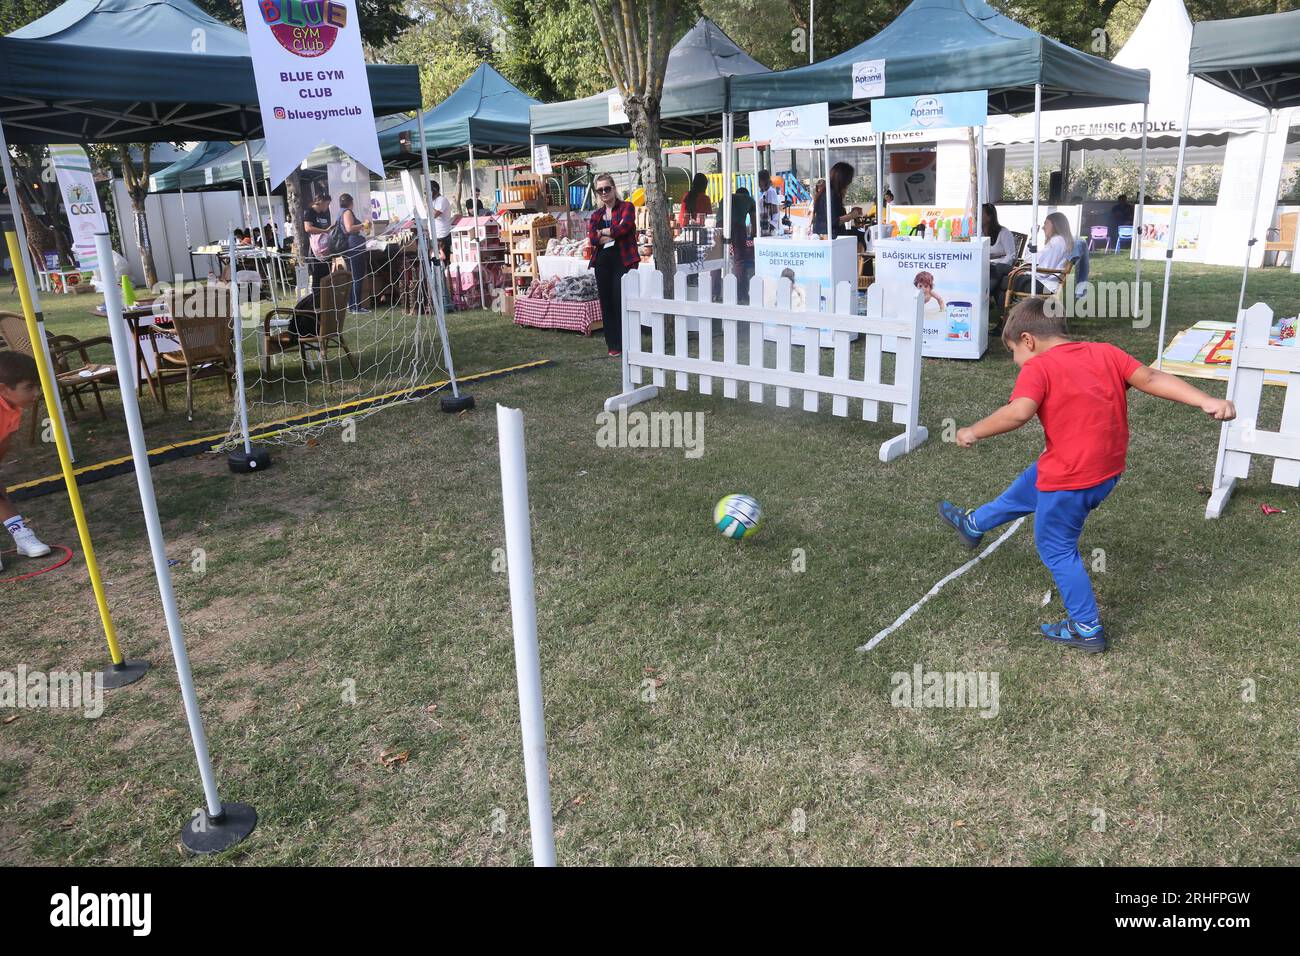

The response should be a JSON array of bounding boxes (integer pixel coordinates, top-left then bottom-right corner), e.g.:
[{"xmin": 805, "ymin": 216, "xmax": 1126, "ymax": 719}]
[{"xmin": 11, "ymin": 527, "xmax": 51, "ymax": 558}]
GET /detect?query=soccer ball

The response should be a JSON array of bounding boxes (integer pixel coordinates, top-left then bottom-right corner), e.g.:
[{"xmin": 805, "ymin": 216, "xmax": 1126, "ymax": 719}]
[{"xmin": 714, "ymin": 494, "xmax": 762, "ymax": 540}]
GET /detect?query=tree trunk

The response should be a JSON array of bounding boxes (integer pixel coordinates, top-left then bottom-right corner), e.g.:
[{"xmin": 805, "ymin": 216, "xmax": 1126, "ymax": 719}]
[
  {"xmin": 286, "ymin": 168, "xmax": 308, "ymax": 262},
  {"xmin": 626, "ymin": 99, "xmax": 674, "ymax": 295},
  {"xmin": 118, "ymin": 145, "xmax": 158, "ymax": 288}
]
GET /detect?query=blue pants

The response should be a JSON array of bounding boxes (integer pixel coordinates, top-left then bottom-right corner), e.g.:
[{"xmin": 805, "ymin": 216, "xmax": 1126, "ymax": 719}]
[
  {"xmin": 344, "ymin": 244, "xmax": 367, "ymax": 308},
  {"xmin": 971, "ymin": 463, "xmax": 1118, "ymax": 626}
]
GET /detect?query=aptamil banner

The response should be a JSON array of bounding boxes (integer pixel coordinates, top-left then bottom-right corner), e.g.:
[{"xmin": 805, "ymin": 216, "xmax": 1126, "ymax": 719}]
[
  {"xmin": 748, "ymin": 103, "xmax": 830, "ymax": 150},
  {"xmin": 49, "ymin": 144, "xmax": 107, "ymax": 274},
  {"xmin": 242, "ymin": 0, "xmax": 383, "ymax": 188},
  {"xmin": 872, "ymin": 90, "xmax": 988, "ymax": 134}
]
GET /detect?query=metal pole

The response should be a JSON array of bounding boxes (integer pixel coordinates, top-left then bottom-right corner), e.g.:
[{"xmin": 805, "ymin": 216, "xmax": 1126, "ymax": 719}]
[
  {"xmin": 243, "ymin": 142, "xmax": 279, "ymax": 310},
  {"xmin": 0, "ymin": 123, "xmax": 77, "ymax": 459},
  {"xmin": 1134, "ymin": 101, "xmax": 1148, "ymax": 322},
  {"xmin": 413, "ymin": 175, "xmax": 465, "ymax": 402},
  {"xmin": 416, "ymin": 104, "xmax": 438, "ymax": 308},
  {"xmin": 1237, "ymin": 110, "xmax": 1275, "ymax": 317},
  {"xmin": 976, "ymin": 125, "xmax": 985, "ymax": 239},
  {"xmin": 808, "ymin": 0, "xmax": 814, "ymax": 64},
  {"xmin": 876, "ymin": 135, "xmax": 885, "ymax": 234},
  {"xmin": 495, "ymin": 404, "xmax": 557, "ymax": 868},
  {"xmin": 1156, "ymin": 75, "xmax": 1195, "ymax": 369},
  {"xmin": 178, "ymin": 187, "xmax": 195, "ymax": 280},
  {"xmin": 468, "ymin": 139, "xmax": 485, "ymax": 310},
  {"xmin": 823, "ymin": 143, "xmax": 832, "ymax": 240},
  {"xmin": 1030, "ymin": 83, "xmax": 1041, "ymax": 292},
  {"xmin": 226, "ymin": 226, "xmax": 253, "ymax": 453},
  {"xmin": 94, "ymin": 231, "xmax": 233, "ymax": 827}
]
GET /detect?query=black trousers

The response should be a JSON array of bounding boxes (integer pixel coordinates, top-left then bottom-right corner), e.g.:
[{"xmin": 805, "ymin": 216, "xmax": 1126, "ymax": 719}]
[{"xmin": 593, "ymin": 246, "xmax": 628, "ymax": 351}]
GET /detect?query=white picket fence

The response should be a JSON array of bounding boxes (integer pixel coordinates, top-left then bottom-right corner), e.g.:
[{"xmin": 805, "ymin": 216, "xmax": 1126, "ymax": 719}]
[
  {"xmin": 604, "ymin": 269, "xmax": 928, "ymax": 462},
  {"xmin": 1206, "ymin": 303, "xmax": 1300, "ymax": 518}
]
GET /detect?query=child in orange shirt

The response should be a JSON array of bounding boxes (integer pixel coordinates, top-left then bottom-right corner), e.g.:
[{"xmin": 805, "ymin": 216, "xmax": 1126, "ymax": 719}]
[{"xmin": 0, "ymin": 351, "xmax": 53, "ymax": 571}]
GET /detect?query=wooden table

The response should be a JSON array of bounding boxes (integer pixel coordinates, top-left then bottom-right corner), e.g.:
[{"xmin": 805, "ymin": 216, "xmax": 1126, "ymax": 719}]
[{"xmin": 93, "ymin": 301, "xmax": 167, "ymax": 402}]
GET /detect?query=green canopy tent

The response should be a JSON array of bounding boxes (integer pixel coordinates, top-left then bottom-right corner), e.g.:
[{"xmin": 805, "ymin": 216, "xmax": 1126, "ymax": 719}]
[
  {"xmin": 728, "ymin": 0, "xmax": 1151, "ymax": 290},
  {"xmin": 529, "ymin": 17, "xmax": 770, "ymax": 141},
  {"xmin": 372, "ymin": 63, "xmax": 624, "ymax": 305},
  {"xmin": 529, "ymin": 17, "xmax": 771, "ymax": 255},
  {"xmin": 1155, "ymin": 10, "xmax": 1300, "ymax": 363}
]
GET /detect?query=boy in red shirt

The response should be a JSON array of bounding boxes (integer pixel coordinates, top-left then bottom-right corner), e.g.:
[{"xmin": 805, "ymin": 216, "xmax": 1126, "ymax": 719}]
[
  {"xmin": 0, "ymin": 351, "xmax": 53, "ymax": 572},
  {"xmin": 938, "ymin": 299, "xmax": 1235, "ymax": 653}
]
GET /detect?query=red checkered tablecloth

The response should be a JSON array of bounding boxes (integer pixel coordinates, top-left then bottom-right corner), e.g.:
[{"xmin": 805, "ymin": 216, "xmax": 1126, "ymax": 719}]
[{"xmin": 513, "ymin": 297, "xmax": 604, "ymax": 336}]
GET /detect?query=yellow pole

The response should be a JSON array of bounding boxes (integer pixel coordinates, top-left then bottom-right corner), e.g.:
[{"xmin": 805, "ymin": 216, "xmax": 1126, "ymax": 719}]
[{"xmin": 5, "ymin": 230, "xmax": 129, "ymax": 669}]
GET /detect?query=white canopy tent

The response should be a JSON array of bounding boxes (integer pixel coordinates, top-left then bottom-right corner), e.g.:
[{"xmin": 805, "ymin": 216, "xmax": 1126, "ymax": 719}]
[{"xmin": 985, "ymin": 0, "xmax": 1268, "ymax": 150}]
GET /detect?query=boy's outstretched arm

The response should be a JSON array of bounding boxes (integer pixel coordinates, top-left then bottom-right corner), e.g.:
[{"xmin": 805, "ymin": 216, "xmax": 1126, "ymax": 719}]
[
  {"xmin": 956, "ymin": 397, "xmax": 1038, "ymax": 448},
  {"xmin": 1127, "ymin": 366, "xmax": 1236, "ymax": 420}
]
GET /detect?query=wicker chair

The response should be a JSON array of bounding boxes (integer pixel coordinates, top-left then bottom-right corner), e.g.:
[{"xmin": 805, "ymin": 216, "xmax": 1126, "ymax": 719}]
[
  {"xmin": 262, "ymin": 270, "xmax": 357, "ymax": 383},
  {"xmin": 0, "ymin": 311, "xmax": 117, "ymax": 443},
  {"xmin": 1002, "ymin": 251, "xmax": 1078, "ymax": 311},
  {"xmin": 156, "ymin": 288, "xmax": 236, "ymax": 421},
  {"xmin": 1264, "ymin": 212, "xmax": 1297, "ymax": 267}
]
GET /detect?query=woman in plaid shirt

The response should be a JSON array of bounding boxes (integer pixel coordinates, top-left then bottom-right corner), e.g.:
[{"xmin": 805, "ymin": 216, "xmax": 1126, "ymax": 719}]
[{"xmin": 588, "ymin": 174, "xmax": 639, "ymax": 356}]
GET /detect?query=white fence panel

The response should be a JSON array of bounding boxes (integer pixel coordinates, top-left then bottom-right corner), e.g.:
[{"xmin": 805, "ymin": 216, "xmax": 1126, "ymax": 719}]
[
  {"xmin": 1206, "ymin": 302, "xmax": 1300, "ymax": 518},
  {"xmin": 605, "ymin": 268, "xmax": 928, "ymax": 462}
]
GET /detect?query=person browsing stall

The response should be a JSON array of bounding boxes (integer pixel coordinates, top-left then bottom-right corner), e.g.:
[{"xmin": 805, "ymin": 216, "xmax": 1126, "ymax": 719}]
[
  {"xmin": 429, "ymin": 181, "xmax": 453, "ymax": 263},
  {"xmin": 758, "ymin": 170, "xmax": 781, "ymax": 237},
  {"xmin": 588, "ymin": 174, "xmax": 638, "ymax": 358},
  {"xmin": 678, "ymin": 173, "xmax": 713, "ymax": 227},
  {"xmin": 337, "ymin": 193, "xmax": 370, "ymax": 314},
  {"xmin": 811, "ymin": 162, "xmax": 861, "ymax": 238},
  {"xmin": 303, "ymin": 193, "xmax": 333, "ymax": 292}
]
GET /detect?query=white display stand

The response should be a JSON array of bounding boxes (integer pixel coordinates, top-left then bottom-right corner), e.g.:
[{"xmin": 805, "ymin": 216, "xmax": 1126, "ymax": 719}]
[
  {"xmin": 874, "ymin": 236, "xmax": 989, "ymax": 360},
  {"xmin": 755, "ymin": 236, "xmax": 858, "ymax": 344},
  {"xmin": 755, "ymin": 236, "xmax": 857, "ymax": 291}
]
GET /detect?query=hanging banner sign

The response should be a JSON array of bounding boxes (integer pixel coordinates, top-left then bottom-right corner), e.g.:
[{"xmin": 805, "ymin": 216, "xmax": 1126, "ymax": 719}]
[
  {"xmin": 852, "ymin": 59, "xmax": 886, "ymax": 99},
  {"xmin": 871, "ymin": 90, "xmax": 988, "ymax": 134},
  {"xmin": 241, "ymin": 0, "xmax": 383, "ymax": 188},
  {"xmin": 608, "ymin": 92, "xmax": 629, "ymax": 125},
  {"xmin": 533, "ymin": 144, "xmax": 553, "ymax": 174},
  {"xmin": 49, "ymin": 144, "xmax": 107, "ymax": 274},
  {"xmin": 748, "ymin": 102, "xmax": 830, "ymax": 150},
  {"xmin": 809, "ymin": 122, "xmax": 972, "ymax": 149}
]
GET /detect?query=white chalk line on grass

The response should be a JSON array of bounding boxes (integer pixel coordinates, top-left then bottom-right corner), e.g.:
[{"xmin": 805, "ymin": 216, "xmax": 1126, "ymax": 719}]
[{"xmin": 857, "ymin": 517, "xmax": 1027, "ymax": 653}]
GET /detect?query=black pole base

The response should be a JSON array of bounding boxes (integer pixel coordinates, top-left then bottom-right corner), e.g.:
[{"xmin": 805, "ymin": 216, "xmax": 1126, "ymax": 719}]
[
  {"xmin": 100, "ymin": 659, "xmax": 150, "ymax": 690},
  {"xmin": 440, "ymin": 392, "xmax": 476, "ymax": 413},
  {"xmin": 228, "ymin": 449, "xmax": 272, "ymax": 474},
  {"xmin": 180, "ymin": 802, "xmax": 257, "ymax": 855}
]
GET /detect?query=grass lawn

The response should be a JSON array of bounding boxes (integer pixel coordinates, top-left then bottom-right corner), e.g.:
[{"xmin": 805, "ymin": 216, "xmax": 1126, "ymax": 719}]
[{"xmin": 1, "ymin": 256, "xmax": 1297, "ymax": 866}]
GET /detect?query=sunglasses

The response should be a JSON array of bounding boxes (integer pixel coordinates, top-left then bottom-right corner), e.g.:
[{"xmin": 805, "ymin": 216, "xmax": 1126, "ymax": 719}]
[{"xmin": 596, "ymin": 185, "xmax": 614, "ymax": 194}]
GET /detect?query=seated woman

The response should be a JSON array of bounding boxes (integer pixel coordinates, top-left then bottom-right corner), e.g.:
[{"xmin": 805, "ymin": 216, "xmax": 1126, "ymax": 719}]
[
  {"xmin": 810, "ymin": 162, "xmax": 861, "ymax": 239},
  {"xmin": 999, "ymin": 212, "xmax": 1073, "ymax": 301},
  {"xmin": 984, "ymin": 203, "xmax": 1017, "ymax": 298}
]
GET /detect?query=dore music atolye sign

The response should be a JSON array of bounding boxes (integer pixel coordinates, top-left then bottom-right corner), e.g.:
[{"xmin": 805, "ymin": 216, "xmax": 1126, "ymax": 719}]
[{"xmin": 243, "ymin": 0, "xmax": 383, "ymax": 187}]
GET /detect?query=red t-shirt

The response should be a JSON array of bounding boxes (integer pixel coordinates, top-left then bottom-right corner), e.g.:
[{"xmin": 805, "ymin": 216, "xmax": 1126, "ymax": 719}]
[
  {"xmin": 1009, "ymin": 341, "xmax": 1143, "ymax": 491},
  {"xmin": 0, "ymin": 395, "xmax": 21, "ymax": 444}
]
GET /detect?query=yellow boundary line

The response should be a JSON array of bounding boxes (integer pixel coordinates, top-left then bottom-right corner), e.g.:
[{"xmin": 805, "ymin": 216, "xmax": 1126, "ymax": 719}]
[{"xmin": 5, "ymin": 359, "xmax": 551, "ymax": 494}]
